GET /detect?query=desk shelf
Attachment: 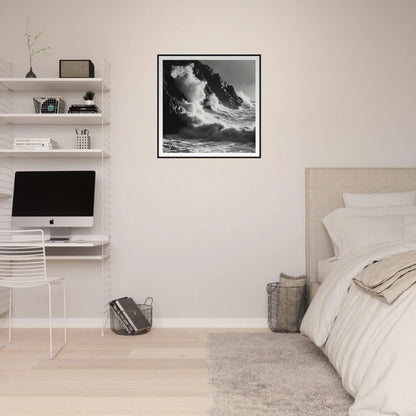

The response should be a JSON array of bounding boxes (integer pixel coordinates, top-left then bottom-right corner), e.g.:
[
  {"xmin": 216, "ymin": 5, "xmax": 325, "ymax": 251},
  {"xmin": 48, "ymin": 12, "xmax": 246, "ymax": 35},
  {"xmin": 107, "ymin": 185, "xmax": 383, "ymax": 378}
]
[
  {"xmin": 46, "ymin": 255, "xmax": 108, "ymax": 261},
  {"xmin": 45, "ymin": 240, "xmax": 109, "ymax": 248}
]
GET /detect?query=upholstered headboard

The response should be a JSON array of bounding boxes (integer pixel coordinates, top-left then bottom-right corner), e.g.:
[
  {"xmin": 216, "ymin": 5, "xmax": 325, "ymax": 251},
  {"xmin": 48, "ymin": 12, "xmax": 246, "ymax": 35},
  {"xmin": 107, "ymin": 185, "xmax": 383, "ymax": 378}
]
[{"xmin": 305, "ymin": 168, "xmax": 416, "ymax": 288}]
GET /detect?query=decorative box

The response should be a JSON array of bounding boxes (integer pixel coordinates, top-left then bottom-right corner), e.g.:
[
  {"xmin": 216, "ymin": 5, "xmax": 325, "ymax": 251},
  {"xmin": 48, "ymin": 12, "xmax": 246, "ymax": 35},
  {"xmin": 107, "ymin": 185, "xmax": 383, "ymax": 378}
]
[{"xmin": 59, "ymin": 60, "xmax": 95, "ymax": 78}]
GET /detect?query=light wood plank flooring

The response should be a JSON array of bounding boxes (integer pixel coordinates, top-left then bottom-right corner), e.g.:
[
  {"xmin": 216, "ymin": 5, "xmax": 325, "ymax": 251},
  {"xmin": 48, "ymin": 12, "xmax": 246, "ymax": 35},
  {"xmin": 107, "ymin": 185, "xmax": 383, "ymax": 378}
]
[
  {"xmin": 0, "ymin": 328, "xmax": 214, "ymax": 416},
  {"xmin": 0, "ymin": 328, "xmax": 267, "ymax": 415}
]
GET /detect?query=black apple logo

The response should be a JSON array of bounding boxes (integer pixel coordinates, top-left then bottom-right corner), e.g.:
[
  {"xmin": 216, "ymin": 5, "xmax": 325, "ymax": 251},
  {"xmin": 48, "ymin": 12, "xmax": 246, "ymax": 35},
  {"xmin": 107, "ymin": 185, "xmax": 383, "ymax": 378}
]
[{"xmin": 49, "ymin": 219, "xmax": 54, "ymax": 225}]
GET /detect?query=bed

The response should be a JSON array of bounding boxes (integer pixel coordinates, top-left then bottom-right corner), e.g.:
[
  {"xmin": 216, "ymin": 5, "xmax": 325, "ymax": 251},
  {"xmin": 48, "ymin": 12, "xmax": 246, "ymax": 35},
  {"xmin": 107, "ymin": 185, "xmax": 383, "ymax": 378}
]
[{"xmin": 301, "ymin": 167, "xmax": 416, "ymax": 416}]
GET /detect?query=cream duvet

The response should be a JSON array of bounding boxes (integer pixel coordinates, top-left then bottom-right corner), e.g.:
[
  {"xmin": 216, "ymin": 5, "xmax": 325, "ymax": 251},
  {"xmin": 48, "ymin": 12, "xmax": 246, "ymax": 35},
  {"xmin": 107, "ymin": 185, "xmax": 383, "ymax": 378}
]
[{"xmin": 301, "ymin": 240, "xmax": 416, "ymax": 416}]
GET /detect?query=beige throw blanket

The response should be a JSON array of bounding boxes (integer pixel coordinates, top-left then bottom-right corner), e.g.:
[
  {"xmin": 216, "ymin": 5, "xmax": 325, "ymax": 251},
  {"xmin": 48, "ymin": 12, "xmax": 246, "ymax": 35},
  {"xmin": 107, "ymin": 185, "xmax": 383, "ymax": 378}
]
[{"xmin": 353, "ymin": 250, "xmax": 416, "ymax": 304}]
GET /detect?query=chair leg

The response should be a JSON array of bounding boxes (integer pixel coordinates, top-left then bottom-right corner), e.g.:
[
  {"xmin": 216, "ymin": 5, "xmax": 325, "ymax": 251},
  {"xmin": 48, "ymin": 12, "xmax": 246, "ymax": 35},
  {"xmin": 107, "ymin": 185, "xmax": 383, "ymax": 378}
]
[
  {"xmin": 0, "ymin": 288, "xmax": 12, "ymax": 349},
  {"xmin": 47, "ymin": 282, "xmax": 67, "ymax": 359},
  {"xmin": 62, "ymin": 282, "xmax": 67, "ymax": 344}
]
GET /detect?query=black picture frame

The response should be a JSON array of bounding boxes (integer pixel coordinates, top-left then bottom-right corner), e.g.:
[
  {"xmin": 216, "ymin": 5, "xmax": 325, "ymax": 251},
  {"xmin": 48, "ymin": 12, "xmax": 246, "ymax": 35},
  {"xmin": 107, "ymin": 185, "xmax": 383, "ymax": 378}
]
[{"xmin": 157, "ymin": 54, "xmax": 261, "ymax": 158}]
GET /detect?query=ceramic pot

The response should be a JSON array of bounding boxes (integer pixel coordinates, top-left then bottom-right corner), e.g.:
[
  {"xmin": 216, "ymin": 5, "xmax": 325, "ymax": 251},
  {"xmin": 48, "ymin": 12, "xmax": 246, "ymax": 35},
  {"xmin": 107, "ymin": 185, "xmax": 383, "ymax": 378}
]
[{"xmin": 25, "ymin": 67, "xmax": 37, "ymax": 78}]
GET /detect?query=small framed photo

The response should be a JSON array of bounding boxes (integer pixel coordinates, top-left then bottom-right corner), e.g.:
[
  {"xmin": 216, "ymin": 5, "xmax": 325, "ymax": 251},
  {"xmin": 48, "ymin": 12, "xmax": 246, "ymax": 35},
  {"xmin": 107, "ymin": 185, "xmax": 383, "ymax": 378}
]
[{"xmin": 157, "ymin": 54, "xmax": 261, "ymax": 158}]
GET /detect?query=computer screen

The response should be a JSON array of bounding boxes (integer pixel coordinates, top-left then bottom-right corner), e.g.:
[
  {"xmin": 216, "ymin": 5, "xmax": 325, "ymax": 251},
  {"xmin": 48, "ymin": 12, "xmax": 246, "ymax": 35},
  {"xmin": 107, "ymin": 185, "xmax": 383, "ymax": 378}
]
[{"xmin": 12, "ymin": 170, "xmax": 96, "ymax": 228}]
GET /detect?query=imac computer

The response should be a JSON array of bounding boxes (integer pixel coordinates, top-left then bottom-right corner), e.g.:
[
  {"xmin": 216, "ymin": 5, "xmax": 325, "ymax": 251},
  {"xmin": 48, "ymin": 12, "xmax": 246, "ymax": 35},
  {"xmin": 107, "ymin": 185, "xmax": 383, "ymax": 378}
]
[{"xmin": 12, "ymin": 170, "xmax": 96, "ymax": 240}]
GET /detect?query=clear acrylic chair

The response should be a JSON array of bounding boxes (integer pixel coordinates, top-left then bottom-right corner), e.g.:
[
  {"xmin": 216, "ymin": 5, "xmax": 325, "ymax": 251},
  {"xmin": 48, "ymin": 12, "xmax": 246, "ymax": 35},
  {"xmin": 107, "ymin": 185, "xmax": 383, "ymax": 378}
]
[{"xmin": 0, "ymin": 229, "xmax": 66, "ymax": 359}]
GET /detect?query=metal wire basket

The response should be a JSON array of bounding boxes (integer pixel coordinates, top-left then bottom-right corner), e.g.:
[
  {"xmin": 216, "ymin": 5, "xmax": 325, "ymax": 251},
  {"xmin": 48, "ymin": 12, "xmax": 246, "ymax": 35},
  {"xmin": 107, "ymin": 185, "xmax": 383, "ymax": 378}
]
[
  {"xmin": 267, "ymin": 278, "xmax": 306, "ymax": 333},
  {"xmin": 33, "ymin": 96, "xmax": 66, "ymax": 114},
  {"xmin": 110, "ymin": 297, "xmax": 153, "ymax": 336}
]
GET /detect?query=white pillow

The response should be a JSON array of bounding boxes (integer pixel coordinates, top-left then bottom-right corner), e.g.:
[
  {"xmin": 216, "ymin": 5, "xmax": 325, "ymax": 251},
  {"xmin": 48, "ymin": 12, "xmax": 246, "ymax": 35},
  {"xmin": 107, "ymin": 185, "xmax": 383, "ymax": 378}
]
[
  {"xmin": 343, "ymin": 191, "xmax": 416, "ymax": 208},
  {"xmin": 329, "ymin": 215, "xmax": 403, "ymax": 256},
  {"xmin": 323, "ymin": 206, "xmax": 416, "ymax": 231},
  {"xmin": 322, "ymin": 206, "xmax": 416, "ymax": 256}
]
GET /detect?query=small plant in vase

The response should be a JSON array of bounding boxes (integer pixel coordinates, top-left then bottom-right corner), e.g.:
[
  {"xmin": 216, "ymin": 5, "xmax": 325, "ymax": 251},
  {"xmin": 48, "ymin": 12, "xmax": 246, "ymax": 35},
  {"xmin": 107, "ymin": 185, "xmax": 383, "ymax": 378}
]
[
  {"xmin": 83, "ymin": 91, "xmax": 95, "ymax": 105},
  {"xmin": 24, "ymin": 17, "xmax": 52, "ymax": 78}
]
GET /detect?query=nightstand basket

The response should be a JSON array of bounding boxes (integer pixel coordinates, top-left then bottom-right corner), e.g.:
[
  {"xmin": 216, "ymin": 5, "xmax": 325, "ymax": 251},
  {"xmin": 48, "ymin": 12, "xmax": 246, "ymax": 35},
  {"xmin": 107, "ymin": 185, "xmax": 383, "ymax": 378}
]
[
  {"xmin": 267, "ymin": 274, "xmax": 306, "ymax": 333},
  {"xmin": 110, "ymin": 297, "xmax": 153, "ymax": 335}
]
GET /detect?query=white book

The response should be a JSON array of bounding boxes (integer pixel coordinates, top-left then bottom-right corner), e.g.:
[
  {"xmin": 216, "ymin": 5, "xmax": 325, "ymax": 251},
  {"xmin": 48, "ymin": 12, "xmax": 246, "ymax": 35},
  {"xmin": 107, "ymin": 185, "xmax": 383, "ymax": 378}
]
[
  {"xmin": 14, "ymin": 142, "xmax": 50, "ymax": 146},
  {"xmin": 15, "ymin": 139, "xmax": 53, "ymax": 143},
  {"xmin": 13, "ymin": 147, "xmax": 53, "ymax": 151},
  {"xmin": 14, "ymin": 138, "xmax": 57, "ymax": 146},
  {"xmin": 14, "ymin": 141, "xmax": 57, "ymax": 149},
  {"xmin": 15, "ymin": 138, "xmax": 53, "ymax": 141},
  {"xmin": 14, "ymin": 145, "xmax": 52, "ymax": 149}
]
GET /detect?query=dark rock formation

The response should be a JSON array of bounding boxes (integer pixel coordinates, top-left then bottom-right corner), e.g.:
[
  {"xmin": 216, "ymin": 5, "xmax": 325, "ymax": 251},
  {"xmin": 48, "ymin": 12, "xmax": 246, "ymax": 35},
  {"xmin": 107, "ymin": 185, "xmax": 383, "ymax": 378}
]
[{"xmin": 162, "ymin": 60, "xmax": 244, "ymax": 134}]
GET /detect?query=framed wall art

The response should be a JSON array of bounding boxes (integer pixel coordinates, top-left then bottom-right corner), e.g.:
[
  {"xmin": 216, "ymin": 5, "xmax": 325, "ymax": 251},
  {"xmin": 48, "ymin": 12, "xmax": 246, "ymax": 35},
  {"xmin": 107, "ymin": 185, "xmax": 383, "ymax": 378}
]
[{"xmin": 157, "ymin": 54, "xmax": 261, "ymax": 158}]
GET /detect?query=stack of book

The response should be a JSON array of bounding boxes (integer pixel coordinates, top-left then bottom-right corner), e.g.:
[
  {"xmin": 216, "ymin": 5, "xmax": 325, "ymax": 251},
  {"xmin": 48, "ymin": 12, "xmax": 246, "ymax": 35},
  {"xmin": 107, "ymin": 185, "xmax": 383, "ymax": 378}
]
[
  {"xmin": 109, "ymin": 297, "xmax": 151, "ymax": 335},
  {"xmin": 13, "ymin": 138, "xmax": 57, "ymax": 151},
  {"xmin": 68, "ymin": 104, "xmax": 100, "ymax": 113}
]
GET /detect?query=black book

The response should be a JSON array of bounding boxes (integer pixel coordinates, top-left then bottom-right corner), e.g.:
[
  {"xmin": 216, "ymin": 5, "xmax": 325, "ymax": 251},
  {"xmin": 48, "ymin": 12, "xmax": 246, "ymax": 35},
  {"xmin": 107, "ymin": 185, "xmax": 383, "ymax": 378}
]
[
  {"xmin": 68, "ymin": 107, "xmax": 100, "ymax": 113},
  {"xmin": 114, "ymin": 297, "xmax": 151, "ymax": 333},
  {"xmin": 109, "ymin": 299, "xmax": 134, "ymax": 334}
]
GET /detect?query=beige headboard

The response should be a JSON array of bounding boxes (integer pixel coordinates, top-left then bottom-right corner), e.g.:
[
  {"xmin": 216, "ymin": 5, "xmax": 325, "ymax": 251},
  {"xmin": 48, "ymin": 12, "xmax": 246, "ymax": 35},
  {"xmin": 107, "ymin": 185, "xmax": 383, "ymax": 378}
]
[{"xmin": 305, "ymin": 168, "xmax": 416, "ymax": 286}]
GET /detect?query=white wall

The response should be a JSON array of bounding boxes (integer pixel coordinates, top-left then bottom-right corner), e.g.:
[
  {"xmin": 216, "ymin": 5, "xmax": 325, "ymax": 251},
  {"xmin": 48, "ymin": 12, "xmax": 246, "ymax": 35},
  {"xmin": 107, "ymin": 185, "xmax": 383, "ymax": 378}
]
[{"xmin": 1, "ymin": 0, "xmax": 416, "ymax": 325}]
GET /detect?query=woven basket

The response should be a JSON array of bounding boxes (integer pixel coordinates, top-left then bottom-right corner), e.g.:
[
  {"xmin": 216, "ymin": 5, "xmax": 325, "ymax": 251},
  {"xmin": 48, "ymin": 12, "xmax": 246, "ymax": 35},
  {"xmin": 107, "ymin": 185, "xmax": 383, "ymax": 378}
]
[{"xmin": 267, "ymin": 274, "xmax": 306, "ymax": 333}]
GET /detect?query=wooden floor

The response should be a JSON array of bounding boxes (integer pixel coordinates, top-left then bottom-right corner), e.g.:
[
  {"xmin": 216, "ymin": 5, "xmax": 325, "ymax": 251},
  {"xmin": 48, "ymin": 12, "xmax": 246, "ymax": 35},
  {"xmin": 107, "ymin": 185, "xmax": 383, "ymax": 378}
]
[{"xmin": 0, "ymin": 328, "xmax": 218, "ymax": 416}]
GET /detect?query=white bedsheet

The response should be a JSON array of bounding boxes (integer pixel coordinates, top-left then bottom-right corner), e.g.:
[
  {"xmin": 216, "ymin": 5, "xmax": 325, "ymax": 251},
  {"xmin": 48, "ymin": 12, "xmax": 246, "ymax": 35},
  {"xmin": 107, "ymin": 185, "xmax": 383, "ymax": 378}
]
[
  {"xmin": 317, "ymin": 256, "xmax": 338, "ymax": 283},
  {"xmin": 301, "ymin": 239, "xmax": 416, "ymax": 416}
]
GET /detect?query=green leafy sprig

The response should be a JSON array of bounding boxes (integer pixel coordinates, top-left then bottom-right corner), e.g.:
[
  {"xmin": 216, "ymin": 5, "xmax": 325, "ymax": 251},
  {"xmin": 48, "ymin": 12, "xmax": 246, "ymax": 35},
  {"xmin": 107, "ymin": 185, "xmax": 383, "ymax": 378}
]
[{"xmin": 24, "ymin": 17, "xmax": 52, "ymax": 68}]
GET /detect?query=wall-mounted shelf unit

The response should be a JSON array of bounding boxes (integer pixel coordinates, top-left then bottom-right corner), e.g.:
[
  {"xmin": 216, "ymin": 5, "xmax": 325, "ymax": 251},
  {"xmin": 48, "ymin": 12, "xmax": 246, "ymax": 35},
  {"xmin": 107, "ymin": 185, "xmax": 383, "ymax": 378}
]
[{"xmin": 0, "ymin": 57, "xmax": 112, "ymax": 334}]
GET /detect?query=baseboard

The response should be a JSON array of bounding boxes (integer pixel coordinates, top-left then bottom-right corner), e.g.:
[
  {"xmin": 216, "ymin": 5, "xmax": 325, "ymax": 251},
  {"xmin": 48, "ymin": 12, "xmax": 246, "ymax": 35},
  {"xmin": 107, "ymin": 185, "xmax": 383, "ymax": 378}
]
[
  {"xmin": 0, "ymin": 318, "xmax": 102, "ymax": 328},
  {"xmin": 0, "ymin": 318, "xmax": 267, "ymax": 329},
  {"xmin": 153, "ymin": 318, "xmax": 267, "ymax": 328}
]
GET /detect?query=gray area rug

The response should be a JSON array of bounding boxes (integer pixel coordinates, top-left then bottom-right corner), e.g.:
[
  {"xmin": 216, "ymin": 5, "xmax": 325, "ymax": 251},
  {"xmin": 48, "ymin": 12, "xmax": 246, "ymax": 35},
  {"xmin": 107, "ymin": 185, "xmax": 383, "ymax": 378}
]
[{"xmin": 208, "ymin": 333, "xmax": 353, "ymax": 416}]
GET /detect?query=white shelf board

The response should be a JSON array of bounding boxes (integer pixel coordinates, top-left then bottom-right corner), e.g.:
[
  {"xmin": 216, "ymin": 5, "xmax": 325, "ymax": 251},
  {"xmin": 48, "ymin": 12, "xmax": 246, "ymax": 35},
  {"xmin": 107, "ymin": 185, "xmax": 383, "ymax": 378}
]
[
  {"xmin": 0, "ymin": 113, "xmax": 106, "ymax": 125},
  {"xmin": 45, "ymin": 241, "xmax": 108, "ymax": 248},
  {"xmin": 0, "ymin": 241, "xmax": 107, "ymax": 248},
  {"xmin": 0, "ymin": 78, "xmax": 109, "ymax": 92},
  {"xmin": 46, "ymin": 255, "xmax": 107, "ymax": 261},
  {"xmin": 0, "ymin": 149, "xmax": 109, "ymax": 158}
]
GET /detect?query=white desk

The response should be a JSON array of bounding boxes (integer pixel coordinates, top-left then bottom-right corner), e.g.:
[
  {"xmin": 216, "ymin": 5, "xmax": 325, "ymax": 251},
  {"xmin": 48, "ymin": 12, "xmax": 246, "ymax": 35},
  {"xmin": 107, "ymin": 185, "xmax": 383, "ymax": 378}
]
[
  {"xmin": 44, "ymin": 241, "xmax": 108, "ymax": 248},
  {"xmin": 44, "ymin": 238, "xmax": 109, "ymax": 260}
]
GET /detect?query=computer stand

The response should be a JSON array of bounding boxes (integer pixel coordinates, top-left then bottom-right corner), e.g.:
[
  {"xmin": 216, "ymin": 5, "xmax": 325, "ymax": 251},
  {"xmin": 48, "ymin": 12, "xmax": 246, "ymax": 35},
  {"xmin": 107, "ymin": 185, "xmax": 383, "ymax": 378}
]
[{"xmin": 49, "ymin": 228, "xmax": 70, "ymax": 241}]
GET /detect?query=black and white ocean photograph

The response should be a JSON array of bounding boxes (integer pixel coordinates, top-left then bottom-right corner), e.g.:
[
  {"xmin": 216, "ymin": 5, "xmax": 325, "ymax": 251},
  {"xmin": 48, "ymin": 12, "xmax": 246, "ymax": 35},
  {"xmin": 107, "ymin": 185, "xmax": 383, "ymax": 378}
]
[{"xmin": 158, "ymin": 55, "xmax": 261, "ymax": 158}]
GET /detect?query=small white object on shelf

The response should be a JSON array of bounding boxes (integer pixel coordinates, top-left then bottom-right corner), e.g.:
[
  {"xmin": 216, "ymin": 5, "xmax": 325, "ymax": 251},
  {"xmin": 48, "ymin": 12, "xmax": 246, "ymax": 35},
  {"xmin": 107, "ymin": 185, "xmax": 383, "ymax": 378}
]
[
  {"xmin": 76, "ymin": 134, "xmax": 90, "ymax": 149},
  {"xmin": 13, "ymin": 137, "xmax": 57, "ymax": 151}
]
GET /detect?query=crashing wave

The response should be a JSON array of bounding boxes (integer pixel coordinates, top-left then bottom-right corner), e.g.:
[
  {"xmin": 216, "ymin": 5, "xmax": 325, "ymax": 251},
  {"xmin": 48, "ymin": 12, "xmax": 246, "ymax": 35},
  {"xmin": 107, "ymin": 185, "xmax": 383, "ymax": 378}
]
[
  {"xmin": 163, "ymin": 60, "xmax": 255, "ymax": 145},
  {"xmin": 179, "ymin": 123, "xmax": 255, "ymax": 143}
]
